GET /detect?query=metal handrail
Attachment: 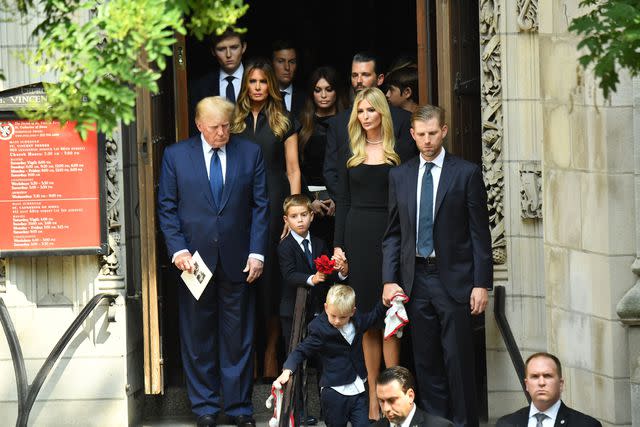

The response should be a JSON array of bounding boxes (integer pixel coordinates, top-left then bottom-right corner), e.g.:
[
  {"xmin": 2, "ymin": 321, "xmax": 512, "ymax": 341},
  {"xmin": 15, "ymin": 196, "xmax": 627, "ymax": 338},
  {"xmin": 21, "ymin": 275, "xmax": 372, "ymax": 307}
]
[
  {"xmin": 492, "ymin": 285, "xmax": 531, "ymax": 403},
  {"xmin": 0, "ymin": 293, "xmax": 118, "ymax": 427}
]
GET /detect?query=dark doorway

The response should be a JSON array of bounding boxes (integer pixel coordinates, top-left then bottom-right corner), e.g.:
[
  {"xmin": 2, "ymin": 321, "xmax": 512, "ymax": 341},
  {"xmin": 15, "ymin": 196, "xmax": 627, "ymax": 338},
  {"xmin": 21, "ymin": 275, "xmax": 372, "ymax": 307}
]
[
  {"xmin": 187, "ymin": 0, "xmax": 417, "ymax": 94},
  {"xmin": 149, "ymin": 0, "xmax": 488, "ymax": 421}
]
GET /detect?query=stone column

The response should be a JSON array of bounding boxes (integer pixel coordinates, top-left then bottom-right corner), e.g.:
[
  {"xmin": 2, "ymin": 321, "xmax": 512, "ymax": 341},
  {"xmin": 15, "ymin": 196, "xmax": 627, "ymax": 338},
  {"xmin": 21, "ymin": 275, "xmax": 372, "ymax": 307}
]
[
  {"xmin": 539, "ymin": 0, "xmax": 634, "ymax": 424},
  {"xmin": 616, "ymin": 76, "xmax": 640, "ymax": 426}
]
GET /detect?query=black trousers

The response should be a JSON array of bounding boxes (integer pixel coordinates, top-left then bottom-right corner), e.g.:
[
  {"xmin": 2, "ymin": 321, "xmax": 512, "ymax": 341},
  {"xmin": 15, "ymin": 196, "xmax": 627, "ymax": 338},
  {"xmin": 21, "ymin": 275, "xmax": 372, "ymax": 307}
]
[{"xmin": 407, "ymin": 262, "xmax": 478, "ymax": 427}]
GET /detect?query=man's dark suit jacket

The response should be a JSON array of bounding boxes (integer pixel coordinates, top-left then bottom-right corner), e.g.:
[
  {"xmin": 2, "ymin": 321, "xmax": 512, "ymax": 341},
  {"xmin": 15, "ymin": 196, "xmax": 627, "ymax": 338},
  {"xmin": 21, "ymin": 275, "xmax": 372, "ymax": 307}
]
[
  {"xmin": 322, "ymin": 105, "xmax": 415, "ymax": 198},
  {"xmin": 495, "ymin": 402, "xmax": 602, "ymax": 427},
  {"xmin": 289, "ymin": 85, "xmax": 307, "ymax": 118},
  {"xmin": 382, "ymin": 152, "xmax": 493, "ymax": 303},
  {"xmin": 277, "ymin": 233, "xmax": 335, "ymax": 318},
  {"xmin": 283, "ymin": 302, "xmax": 386, "ymax": 388},
  {"xmin": 157, "ymin": 134, "xmax": 269, "ymax": 281},
  {"xmin": 371, "ymin": 407, "xmax": 453, "ymax": 427}
]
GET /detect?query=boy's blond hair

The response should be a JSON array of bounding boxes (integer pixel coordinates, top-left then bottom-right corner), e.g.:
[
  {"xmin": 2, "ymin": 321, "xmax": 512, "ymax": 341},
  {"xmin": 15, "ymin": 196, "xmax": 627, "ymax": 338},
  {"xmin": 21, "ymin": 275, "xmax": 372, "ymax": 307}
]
[
  {"xmin": 283, "ymin": 194, "xmax": 313, "ymax": 216},
  {"xmin": 325, "ymin": 285, "xmax": 356, "ymax": 314}
]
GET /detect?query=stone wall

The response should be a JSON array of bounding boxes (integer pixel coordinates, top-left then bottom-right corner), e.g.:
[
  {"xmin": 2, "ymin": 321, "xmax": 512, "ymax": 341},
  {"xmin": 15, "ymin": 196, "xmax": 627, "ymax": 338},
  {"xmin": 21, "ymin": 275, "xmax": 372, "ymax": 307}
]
[
  {"xmin": 482, "ymin": 0, "xmax": 547, "ymax": 417},
  {"xmin": 484, "ymin": 1, "xmax": 636, "ymax": 424}
]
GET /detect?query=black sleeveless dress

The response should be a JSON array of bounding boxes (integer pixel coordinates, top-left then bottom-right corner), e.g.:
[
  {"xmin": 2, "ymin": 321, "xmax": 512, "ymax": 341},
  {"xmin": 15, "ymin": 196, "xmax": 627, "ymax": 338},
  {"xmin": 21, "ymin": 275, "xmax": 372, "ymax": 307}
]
[{"xmin": 335, "ymin": 163, "xmax": 391, "ymax": 314}]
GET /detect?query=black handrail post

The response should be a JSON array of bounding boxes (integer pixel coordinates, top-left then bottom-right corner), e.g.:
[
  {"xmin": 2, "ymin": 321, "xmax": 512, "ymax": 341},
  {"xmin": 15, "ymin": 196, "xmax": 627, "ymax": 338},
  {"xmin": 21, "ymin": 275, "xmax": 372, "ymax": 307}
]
[
  {"xmin": 492, "ymin": 285, "xmax": 531, "ymax": 403},
  {"xmin": 0, "ymin": 293, "xmax": 117, "ymax": 427}
]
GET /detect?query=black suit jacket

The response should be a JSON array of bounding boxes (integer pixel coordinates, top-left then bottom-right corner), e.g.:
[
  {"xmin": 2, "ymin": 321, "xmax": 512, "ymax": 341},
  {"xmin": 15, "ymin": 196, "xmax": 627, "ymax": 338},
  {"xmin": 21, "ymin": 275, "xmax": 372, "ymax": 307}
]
[
  {"xmin": 495, "ymin": 402, "xmax": 602, "ymax": 427},
  {"xmin": 283, "ymin": 302, "xmax": 386, "ymax": 388},
  {"xmin": 188, "ymin": 69, "xmax": 221, "ymax": 136},
  {"xmin": 289, "ymin": 85, "xmax": 307, "ymax": 118},
  {"xmin": 372, "ymin": 407, "xmax": 453, "ymax": 427},
  {"xmin": 322, "ymin": 105, "xmax": 415, "ymax": 198},
  {"xmin": 277, "ymin": 233, "xmax": 336, "ymax": 318},
  {"xmin": 382, "ymin": 152, "xmax": 493, "ymax": 303}
]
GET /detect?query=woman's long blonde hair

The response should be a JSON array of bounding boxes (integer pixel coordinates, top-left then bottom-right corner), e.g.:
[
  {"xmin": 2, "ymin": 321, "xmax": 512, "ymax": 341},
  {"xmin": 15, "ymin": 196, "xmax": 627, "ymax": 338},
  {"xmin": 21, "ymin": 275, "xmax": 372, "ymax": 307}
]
[
  {"xmin": 346, "ymin": 87, "xmax": 400, "ymax": 168},
  {"xmin": 231, "ymin": 59, "xmax": 291, "ymax": 138}
]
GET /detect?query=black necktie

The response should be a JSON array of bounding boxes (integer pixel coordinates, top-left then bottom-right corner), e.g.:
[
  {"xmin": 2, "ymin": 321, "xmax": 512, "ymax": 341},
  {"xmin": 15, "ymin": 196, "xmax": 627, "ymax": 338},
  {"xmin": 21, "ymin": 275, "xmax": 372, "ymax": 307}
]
[
  {"xmin": 209, "ymin": 148, "xmax": 223, "ymax": 208},
  {"xmin": 417, "ymin": 162, "xmax": 435, "ymax": 257},
  {"xmin": 225, "ymin": 75, "xmax": 236, "ymax": 103},
  {"xmin": 280, "ymin": 90, "xmax": 288, "ymax": 111},
  {"xmin": 302, "ymin": 239, "xmax": 313, "ymax": 268}
]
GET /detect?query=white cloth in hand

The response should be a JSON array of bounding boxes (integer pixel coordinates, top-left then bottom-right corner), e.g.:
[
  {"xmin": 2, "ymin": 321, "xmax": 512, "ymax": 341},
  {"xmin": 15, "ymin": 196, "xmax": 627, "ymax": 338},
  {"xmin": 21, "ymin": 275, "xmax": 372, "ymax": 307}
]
[{"xmin": 384, "ymin": 293, "xmax": 410, "ymax": 339}]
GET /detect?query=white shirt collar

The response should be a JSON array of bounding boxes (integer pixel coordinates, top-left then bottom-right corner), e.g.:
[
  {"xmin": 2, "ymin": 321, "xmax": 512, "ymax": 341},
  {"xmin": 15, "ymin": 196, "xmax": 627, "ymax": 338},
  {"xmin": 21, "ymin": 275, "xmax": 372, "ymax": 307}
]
[
  {"xmin": 201, "ymin": 134, "xmax": 226, "ymax": 155},
  {"xmin": 220, "ymin": 63, "xmax": 244, "ymax": 81},
  {"xmin": 529, "ymin": 399, "xmax": 562, "ymax": 422},
  {"xmin": 419, "ymin": 147, "xmax": 445, "ymax": 169},
  {"xmin": 280, "ymin": 83, "xmax": 293, "ymax": 95},
  {"xmin": 398, "ymin": 403, "xmax": 417, "ymax": 427},
  {"xmin": 290, "ymin": 229, "xmax": 311, "ymax": 245}
]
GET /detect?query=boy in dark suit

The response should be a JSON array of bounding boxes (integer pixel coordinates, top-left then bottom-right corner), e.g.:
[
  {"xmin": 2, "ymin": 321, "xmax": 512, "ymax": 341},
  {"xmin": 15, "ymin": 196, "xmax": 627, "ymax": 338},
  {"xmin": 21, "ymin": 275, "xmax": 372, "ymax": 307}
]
[
  {"xmin": 275, "ymin": 285, "xmax": 387, "ymax": 427},
  {"xmin": 278, "ymin": 194, "xmax": 348, "ymax": 344}
]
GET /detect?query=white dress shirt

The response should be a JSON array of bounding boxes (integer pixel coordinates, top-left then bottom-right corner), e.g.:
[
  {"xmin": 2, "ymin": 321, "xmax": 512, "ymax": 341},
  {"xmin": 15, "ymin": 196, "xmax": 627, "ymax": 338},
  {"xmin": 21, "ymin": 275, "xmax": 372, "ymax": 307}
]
[
  {"xmin": 219, "ymin": 64, "xmax": 244, "ymax": 100},
  {"xmin": 415, "ymin": 148, "xmax": 445, "ymax": 257},
  {"xmin": 280, "ymin": 83, "xmax": 293, "ymax": 112},
  {"xmin": 202, "ymin": 135, "xmax": 227, "ymax": 183},
  {"xmin": 527, "ymin": 400, "xmax": 561, "ymax": 427},
  {"xmin": 397, "ymin": 403, "xmax": 417, "ymax": 427},
  {"xmin": 330, "ymin": 321, "xmax": 366, "ymax": 396}
]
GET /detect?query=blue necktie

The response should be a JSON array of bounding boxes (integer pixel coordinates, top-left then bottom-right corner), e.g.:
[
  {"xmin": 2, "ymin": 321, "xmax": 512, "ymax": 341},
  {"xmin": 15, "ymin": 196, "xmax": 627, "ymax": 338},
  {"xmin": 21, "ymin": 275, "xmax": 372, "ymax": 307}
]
[
  {"xmin": 225, "ymin": 75, "xmax": 235, "ymax": 103},
  {"xmin": 417, "ymin": 162, "xmax": 435, "ymax": 257},
  {"xmin": 209, "ymin": 148, "xmax": 223, "ymax": 208},
  {"xmin": 302, "ymin": 239, "xmax": 313, "ymax": 269}
]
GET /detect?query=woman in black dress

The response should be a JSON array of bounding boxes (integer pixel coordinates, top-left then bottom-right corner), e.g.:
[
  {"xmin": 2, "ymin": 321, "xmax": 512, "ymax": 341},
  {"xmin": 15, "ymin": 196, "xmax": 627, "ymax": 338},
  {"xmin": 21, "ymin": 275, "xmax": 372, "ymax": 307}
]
[
  {"xmin": 231, "ymin": 59, "xmax": 301, "ymax": 379},
  {"xmin": 297, "ymin": 66, "xmax": 348, "ymax": 246},
  {"xmin": 334, "ymin": 87, "xmax": 401, "ymax": 420}
]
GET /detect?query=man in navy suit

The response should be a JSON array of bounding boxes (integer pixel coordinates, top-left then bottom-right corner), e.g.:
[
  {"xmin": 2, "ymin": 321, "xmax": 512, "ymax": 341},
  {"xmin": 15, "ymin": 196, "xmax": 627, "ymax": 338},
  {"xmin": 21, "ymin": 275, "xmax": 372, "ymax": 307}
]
[
  {"xmin": 382, "ymin": 105, "xmax": 493, "ymax": 426},
  {"xmin": 271, "ymin": 40, "xmax": 306, "ymax": 118},
  {"xmin": 157, "ymin": 96, "xmax": 269, "ymax": 427},
  {"xmin": 496, "ymin": 353, "xmax": 601, "ymax": 427},
  {"xmin": 275, "ymin": 285, "xmax": 387, "ymax": 427},
  {"xmin": 189, "ymin": 29, "xmax": 247, "ymax": 135}
]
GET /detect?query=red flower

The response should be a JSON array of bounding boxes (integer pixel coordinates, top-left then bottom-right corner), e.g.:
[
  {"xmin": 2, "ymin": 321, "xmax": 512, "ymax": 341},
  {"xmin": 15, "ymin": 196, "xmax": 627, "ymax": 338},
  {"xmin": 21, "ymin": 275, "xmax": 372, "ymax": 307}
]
[{"xmin": 314, "ymin": 255, "xmax": 336, "ymax": 274}]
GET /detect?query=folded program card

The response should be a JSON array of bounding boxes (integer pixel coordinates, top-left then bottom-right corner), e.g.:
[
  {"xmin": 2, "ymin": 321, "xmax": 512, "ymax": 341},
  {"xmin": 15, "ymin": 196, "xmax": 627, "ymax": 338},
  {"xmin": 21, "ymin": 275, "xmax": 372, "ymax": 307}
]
[{"xmin": 180, "ymin": 251, "xmax": 212, "ymax": 300}]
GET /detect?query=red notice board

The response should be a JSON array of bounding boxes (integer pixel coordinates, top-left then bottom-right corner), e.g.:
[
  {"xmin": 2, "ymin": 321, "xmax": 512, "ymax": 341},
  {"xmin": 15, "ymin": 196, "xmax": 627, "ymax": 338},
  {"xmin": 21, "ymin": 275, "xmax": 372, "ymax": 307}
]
[{"xmin": 0, "ymin": 119, "xmax": 107, "ymax": 256}]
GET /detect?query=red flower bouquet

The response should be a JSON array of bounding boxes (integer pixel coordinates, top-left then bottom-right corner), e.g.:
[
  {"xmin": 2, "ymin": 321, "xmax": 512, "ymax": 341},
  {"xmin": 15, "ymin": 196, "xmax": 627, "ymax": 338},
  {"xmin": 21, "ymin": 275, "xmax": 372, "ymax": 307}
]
[{"xmin": 314, "ymin": 255, "xmax": 336, "ymax": 274}]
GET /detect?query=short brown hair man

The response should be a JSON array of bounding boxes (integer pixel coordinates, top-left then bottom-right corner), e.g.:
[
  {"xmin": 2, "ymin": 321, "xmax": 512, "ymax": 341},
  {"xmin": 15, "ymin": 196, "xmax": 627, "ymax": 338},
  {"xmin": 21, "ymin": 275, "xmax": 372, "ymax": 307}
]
[{"xmin": 496, "ymin": 352, "xmax": 602, "ymax": 426}]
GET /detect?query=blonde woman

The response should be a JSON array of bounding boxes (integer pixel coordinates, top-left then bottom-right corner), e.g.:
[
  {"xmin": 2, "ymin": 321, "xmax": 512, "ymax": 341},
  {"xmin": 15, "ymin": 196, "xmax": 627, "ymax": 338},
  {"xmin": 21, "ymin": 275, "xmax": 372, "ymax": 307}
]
[
  {"xmin": 333, "ymin": 87, "xmax": 401, "ymax": 420},
  {"xmin": 232, "ymin": 58, "xmax": 301, "ymax": 380}
]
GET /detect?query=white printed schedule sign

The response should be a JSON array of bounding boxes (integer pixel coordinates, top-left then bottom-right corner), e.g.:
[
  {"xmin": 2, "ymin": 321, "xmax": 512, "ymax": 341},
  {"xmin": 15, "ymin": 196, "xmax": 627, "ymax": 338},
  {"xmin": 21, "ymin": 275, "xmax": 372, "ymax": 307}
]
[{"xmin": 0, "ymin": 120, "xmax": 102, "ymax": 254}]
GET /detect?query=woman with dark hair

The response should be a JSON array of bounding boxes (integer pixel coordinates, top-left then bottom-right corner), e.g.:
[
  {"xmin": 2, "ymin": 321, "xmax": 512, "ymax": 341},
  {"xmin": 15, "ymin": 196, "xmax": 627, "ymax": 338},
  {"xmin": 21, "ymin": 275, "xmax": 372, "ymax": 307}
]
[
  {"xmin": 231, "ymin": 58, "xmax": 301, "ymax": 379},
  {"xmin": 297, "ymin": 66, "xmax": 348, "ymax": 244}
]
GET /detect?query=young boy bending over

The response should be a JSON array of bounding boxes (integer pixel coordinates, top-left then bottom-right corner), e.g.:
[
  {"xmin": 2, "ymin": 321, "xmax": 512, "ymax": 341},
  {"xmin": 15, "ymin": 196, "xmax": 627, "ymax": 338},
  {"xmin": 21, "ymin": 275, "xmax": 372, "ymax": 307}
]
[{"xmin": 275, "ymin": 285, "xmax": 386, "ymax": 427}]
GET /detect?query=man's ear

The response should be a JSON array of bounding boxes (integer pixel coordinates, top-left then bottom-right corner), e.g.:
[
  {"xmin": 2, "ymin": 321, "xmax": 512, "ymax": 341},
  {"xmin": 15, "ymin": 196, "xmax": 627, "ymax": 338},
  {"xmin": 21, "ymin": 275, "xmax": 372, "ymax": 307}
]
[
  {"xmin": 402, "ymin": 87, "xmax": 412, "ymax": 100},
  {"xmin": 441, "ymin": 124, "xmax": 449, "ymax": 139},
  {"xmin": 241, "ymin": 42, "xmax": 247, "ymax": 55},
  {"xmin": 409, "ymin": 127, "xmax": 417, "ymax": 142},
  {"xmin": 377, "ymin": 74, "xmax": 385, "ymax": 87}
]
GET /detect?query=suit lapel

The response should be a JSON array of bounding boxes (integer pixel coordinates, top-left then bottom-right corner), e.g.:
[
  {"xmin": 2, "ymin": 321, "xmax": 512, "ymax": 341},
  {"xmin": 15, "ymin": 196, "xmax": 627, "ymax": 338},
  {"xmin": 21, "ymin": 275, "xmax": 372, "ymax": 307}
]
[
  {"xmin": 188, "ymin": 137, "xmax": 216, "ymax": 210},
  {"xmin": 409, "ymin": 407, "xmax": 425, "ymax": 427},
  {"xmin": 218, "ymin": 136, "xmax": 238, "ymax": 212},
  {"xmin": 406, "ymin": 157, "xmax": 419, "ymax": 234},
  {"xmin": 554, "ymin": 402, "xmax": 568, "ymax": 427},
  {"xmin": 434, "ymin": 152, "xmax": 456, "ymax": 221}
]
